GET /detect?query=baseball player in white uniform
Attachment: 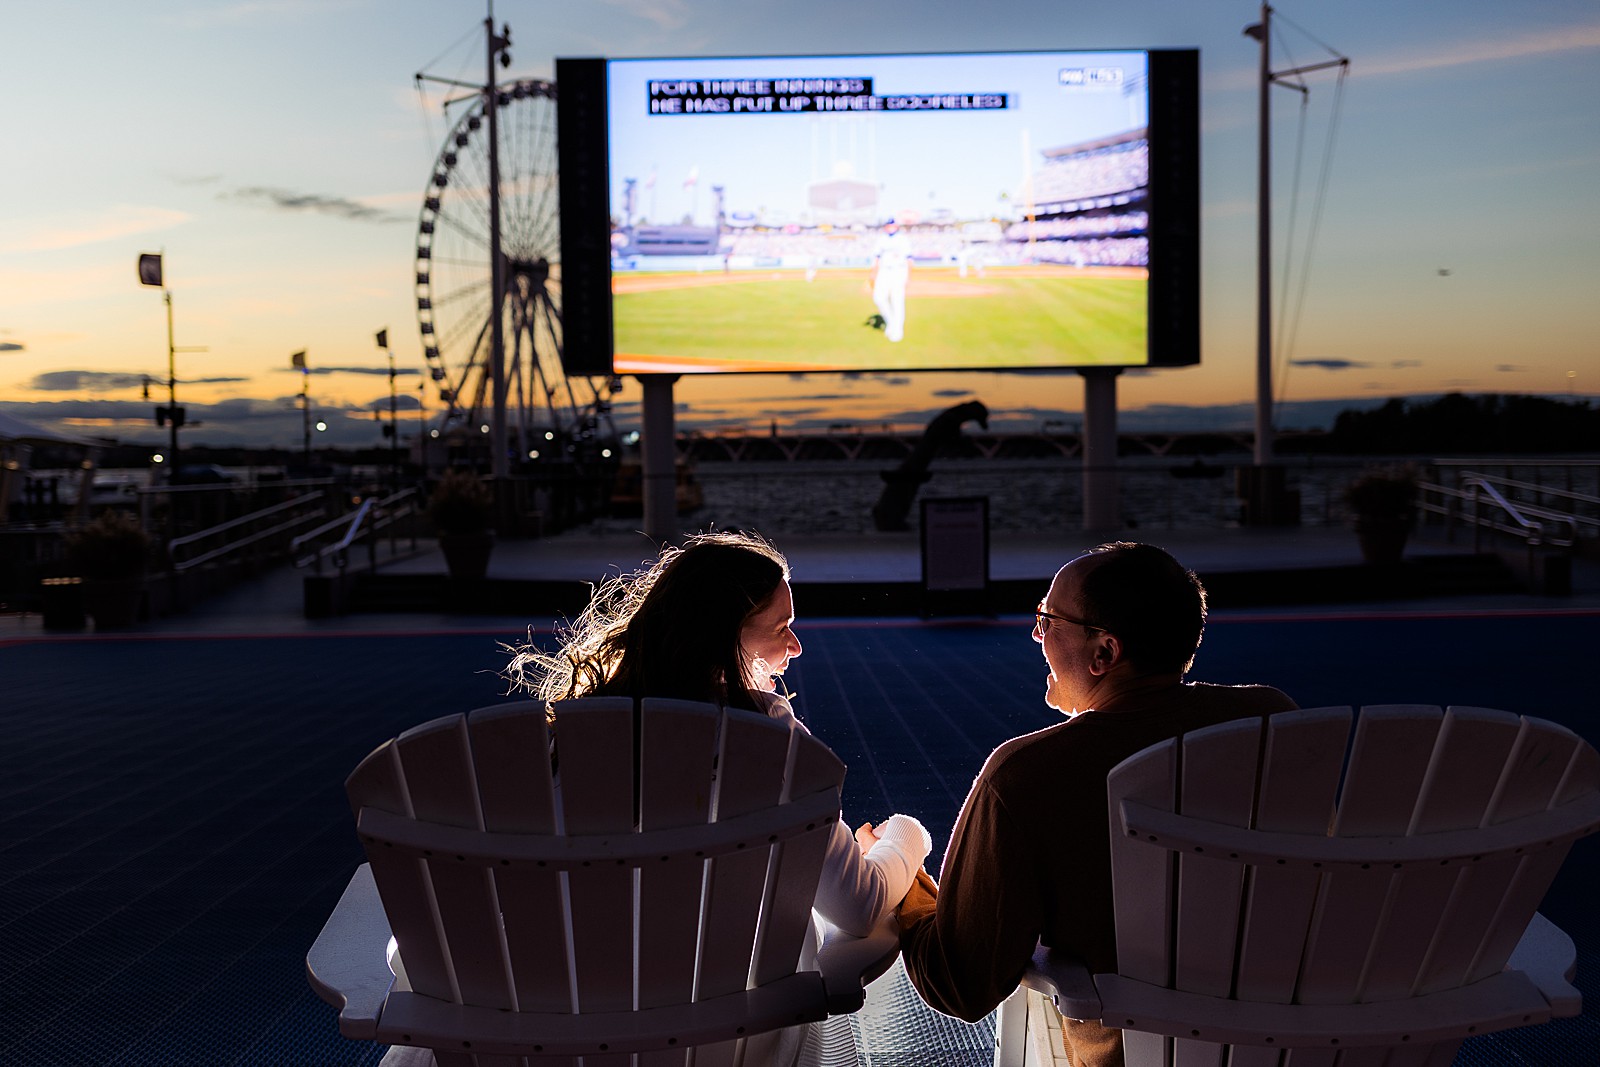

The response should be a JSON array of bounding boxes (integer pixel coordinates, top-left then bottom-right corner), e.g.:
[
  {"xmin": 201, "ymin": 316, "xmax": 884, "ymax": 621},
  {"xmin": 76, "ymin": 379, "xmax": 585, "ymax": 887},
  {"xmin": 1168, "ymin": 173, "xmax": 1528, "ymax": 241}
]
[{"xmin": 870, "ymin": 218, "xmax": 911, "ymax": 342}]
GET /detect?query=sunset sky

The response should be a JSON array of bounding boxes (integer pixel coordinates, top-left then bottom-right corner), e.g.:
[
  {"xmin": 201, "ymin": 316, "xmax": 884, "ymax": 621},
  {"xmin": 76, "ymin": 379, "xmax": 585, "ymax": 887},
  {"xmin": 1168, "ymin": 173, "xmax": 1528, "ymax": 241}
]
[{"xmin": 3, "ymin": 0, "xmax": 1597, "ymax": 450}]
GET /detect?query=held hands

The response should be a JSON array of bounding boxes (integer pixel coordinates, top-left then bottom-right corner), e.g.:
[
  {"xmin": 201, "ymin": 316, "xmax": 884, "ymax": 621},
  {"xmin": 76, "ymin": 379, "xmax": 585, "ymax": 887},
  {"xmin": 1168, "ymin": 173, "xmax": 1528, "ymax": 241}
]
[
  {"xmin": 855, "ymin": 820, "xmax": 884, "ymax": 855},
  {"xmin": 897, "ymin": 867, "xmax": 940, "ymax": 922}
]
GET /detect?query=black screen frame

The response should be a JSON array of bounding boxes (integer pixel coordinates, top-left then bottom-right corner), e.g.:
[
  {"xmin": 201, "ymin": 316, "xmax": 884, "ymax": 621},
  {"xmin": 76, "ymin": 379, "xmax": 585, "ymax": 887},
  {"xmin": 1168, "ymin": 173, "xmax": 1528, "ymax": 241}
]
[{"xmin": 557, "ymin": 49, "xmax": 1199, "ymax": 377}]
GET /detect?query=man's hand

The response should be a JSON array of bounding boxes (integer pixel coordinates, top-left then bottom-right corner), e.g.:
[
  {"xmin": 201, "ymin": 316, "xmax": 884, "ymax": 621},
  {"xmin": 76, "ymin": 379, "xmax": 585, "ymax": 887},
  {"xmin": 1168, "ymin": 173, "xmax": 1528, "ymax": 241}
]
[{"xmin": 897, "ymin": 867, "xmax": 939, "ymax": 924}]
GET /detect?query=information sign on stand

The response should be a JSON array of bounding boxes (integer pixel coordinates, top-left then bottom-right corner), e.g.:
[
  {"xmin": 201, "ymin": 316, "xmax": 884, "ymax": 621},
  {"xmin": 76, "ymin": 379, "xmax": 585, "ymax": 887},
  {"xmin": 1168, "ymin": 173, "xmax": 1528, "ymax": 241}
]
[{"xmin": 920, "ymin": 496, "xmax": 990, "ymax": 616}]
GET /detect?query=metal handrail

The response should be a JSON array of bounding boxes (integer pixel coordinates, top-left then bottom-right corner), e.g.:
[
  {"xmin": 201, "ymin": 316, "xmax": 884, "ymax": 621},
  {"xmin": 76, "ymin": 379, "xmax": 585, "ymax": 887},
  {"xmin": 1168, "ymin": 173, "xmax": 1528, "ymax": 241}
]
[
  {"xmin": 1448, "ymin": 476, "xmax": 1579, "ymax": 548},
  {"xmin": 292, "ymin": 488, "xmax": 420, "ymax": 572},
  {"xmin": 289, "ymin": 512, "xmax": 360, "ymax": 558},
  {"xmin": 1459, "ymin": 471, "xmax": 1600, "ymax": 524},
  {"xmin": 295, "ymin": 500, "xmax": 375, "ymax": 571},
  {"xmin": 168, "ymin": 494, "xmax": 322, "ymax": 570},
  {"xmin": 173, "ymin": 513, "xmax": 327, "ymax": 573}
]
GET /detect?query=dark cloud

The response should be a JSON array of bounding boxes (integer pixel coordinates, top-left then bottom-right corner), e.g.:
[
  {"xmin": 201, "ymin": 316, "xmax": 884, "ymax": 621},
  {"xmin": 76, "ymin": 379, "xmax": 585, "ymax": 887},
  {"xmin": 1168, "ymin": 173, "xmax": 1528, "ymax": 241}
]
[
  {"xmin": 1495, "ymin": 364, "xmax": 1525, "ymax": 373},
  {"xmin": 0, "ymin": 341, "xmax": 24, "ymax": 353},
  {"xmin": 1391, "ymin": 359, "xmax": 1423, "ymax": 369},
  {"xmin": 361, "ymin": 395, "xmax": 423, "ymax": 413},
  {"xmin": 227, "ymin": 187, "xmax": 402, "ymax": 224},
  {"xmin": 697, "ymin": 392, "xmax": 854, "ymax": 404},
  {"xmin": 1291, "ymin": 359, "xmax": 1371, "ymax": 371},
  {"xmin": 1121, "ymin": 399, "xmax": 1368, "ymax": 432},
  {"xmin": 875, "ymin": 404, "xmax": 991, "ymax": 428},
  {"xmin": 281, "ymin": 365, "xmax": 419, "ymax": 377},
  {"xmin": 32, "ymin": 371, "xmax": 152, "ymax": 392},
  {"xmin": 0, "ymin": 395, "xmax": 424, "ymax": 449},
  {"xmin": 932, "ymin": 389, "xmax": 975, "ymax": 398},
  {"xmin": 1004, "ymin": 407, "xmax": 1081, "ymax": 422},
  {"xmin": 323, "ymin": 365, "xmax": 420, "ymax": 377},
  {"xmin": 31, "ymin": 370, "xmax": 247, "ymax": 392}
]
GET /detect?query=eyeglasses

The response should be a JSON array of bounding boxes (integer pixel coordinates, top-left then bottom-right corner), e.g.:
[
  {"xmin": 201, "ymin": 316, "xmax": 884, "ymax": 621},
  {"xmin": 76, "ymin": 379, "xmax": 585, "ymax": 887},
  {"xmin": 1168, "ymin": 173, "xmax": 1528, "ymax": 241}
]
[{"xmin": 1034, "ymin": 605, "xmax": 1108, "ymax": 636}]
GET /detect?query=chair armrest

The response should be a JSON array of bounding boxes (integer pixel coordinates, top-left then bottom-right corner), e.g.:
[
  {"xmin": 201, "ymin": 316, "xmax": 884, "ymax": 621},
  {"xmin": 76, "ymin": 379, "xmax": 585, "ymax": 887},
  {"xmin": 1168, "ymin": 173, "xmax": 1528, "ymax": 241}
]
[
  {"xmin": 1018, "ymin": 942, "xmax": 1102, "ymax": 1022},
  {"xmin": 305, "ymin": 864, "xmax": 395, "ymax": 1040},
  {"xmin": 815, "ymin": 912, "xmax": 901, "ymax": 1014},
  {"xmin": 1508, "ymin": 911, "xmax": 1582, "ymax": 1018}
]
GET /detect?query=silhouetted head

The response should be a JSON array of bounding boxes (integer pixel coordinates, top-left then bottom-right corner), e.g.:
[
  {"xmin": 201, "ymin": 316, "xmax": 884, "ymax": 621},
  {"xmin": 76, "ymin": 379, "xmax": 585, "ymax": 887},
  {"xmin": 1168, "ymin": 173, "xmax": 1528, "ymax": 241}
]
[
  {"xmin": 1068, "ymin": 542, "xmax": 1207, "ymax": 674},
  {"xmin": 1032, "ymin": 542, "xmax": 1207, "ymax": 713},
  {"xmin": 507, "ymin": 530, "xmax": 797, "ymax": 712}
]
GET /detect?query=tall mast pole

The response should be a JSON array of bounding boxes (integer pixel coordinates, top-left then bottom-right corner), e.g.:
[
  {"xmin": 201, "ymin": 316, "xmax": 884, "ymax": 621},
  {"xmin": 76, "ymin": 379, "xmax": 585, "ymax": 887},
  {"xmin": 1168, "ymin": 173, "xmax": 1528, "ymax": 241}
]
[
  {"xmin": 1246, "ymin": 5, "xmax": 1347, "ymax": 469},
  {"xmin": 1253, "ymin": 2, "xmax": 1273, "ymax": 466},
  {"xmin": 486, "ymin": 11, "xmax": 509, "ymax": 479}
]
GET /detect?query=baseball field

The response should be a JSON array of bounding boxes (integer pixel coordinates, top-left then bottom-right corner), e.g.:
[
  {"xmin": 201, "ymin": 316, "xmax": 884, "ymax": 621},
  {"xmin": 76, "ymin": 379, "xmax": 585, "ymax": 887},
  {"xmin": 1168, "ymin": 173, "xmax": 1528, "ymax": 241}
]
[{"xmin": 611, "ymin": 265, "xmax": 1148, "ymax": 373}]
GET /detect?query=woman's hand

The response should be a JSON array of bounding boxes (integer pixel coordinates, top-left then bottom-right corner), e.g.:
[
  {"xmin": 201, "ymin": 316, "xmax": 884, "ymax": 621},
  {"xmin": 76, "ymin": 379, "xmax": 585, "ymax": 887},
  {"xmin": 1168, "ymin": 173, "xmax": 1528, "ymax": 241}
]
[{"xmin": 855, "ymin": 820, "xmax": 883, "ymax": 855}]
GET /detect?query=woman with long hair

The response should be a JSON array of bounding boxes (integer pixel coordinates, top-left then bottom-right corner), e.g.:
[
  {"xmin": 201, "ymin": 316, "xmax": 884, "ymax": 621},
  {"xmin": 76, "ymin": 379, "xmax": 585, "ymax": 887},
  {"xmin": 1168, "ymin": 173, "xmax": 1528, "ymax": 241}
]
[
  {"xmin": 506, "ymin": 530, "xmax": 931, "ymax": 1064},
  {"xmin": 508, "ymin": 529, "xmax": 804, "ymax": 711}
]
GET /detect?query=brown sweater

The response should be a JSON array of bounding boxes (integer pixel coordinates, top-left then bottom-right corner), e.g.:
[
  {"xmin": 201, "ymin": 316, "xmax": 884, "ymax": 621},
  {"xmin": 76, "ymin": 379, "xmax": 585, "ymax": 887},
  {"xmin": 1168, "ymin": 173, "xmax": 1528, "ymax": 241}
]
[{"xmin": 899, "ymin": 682, "xmax": 1297, "ymax": 1067}]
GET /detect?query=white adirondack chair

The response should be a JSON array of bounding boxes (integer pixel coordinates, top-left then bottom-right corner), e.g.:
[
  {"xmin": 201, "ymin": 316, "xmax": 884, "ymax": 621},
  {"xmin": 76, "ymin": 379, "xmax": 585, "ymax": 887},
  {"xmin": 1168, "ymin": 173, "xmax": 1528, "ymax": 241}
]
[
  {"xmin": 307, "ymin": 696, "xmax": 900, "ymax": 1066},
  {"xmin": 997, "ymin": 705, "xmax": 1600, "ymax": 1067}
]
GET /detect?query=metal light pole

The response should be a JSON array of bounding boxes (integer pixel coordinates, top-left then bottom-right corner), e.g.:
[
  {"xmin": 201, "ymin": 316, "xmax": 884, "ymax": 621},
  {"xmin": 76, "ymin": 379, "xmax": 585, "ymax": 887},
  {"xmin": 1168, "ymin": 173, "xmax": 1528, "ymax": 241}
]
[
  {"xmin": 415, "ymin": 6, "xmax": 513, "ymax": 486},
  {"xmin": 137, "ymin": 253, "xmax": 204, "ymax": 475},
  {"xmin": 377, "ymin": 328, "xmax": 400, "ymax": 490},
  {"xmin": 292, "ymin": 351, "xmax": 311, "ymax": 468},
  {"xmin": 163, "ymin": 290, "xmax": 178, "ymax": 465}
]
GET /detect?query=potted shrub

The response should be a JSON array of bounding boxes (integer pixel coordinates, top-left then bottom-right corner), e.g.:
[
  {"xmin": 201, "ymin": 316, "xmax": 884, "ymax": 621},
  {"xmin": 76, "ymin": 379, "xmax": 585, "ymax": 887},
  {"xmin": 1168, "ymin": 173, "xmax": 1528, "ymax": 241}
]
[
  {"xmin": 66, "ymin": 510, "xmax": 151, "ymax": 629},
  {"xmin": 1345, "ymin": 466, "xmax": 1418, "ymax": 565},
  {"xmin": 429, "ymin": 468, "xmax": 495, "ymax": 580}
]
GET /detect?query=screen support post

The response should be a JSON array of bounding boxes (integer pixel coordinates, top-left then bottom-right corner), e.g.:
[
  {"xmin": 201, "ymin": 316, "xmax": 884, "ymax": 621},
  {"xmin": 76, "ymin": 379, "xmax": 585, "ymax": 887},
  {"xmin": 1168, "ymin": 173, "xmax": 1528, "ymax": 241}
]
[
  {"xmin": 638, "ymin": 374, "xmax": 681, "ymax": 543},
  {"xmin": 1080, "ymin": 367, "xmax": 1121, "ymax": 530}
]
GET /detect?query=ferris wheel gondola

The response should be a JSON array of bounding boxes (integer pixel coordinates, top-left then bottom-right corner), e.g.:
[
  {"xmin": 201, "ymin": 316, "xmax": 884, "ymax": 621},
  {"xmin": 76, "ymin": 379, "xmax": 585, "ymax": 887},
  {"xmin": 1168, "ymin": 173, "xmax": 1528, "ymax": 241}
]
[{"xmin": 414, "ymin": 77, "xmax": 618, "ymax": 468}]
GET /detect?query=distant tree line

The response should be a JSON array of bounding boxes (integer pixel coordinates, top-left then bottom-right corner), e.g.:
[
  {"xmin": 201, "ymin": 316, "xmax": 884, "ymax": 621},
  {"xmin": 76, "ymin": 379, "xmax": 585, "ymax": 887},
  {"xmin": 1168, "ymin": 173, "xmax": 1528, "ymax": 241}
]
[{"xmin": 1326, "ymin": 393, "xmax": 1599, "ymax": 454}]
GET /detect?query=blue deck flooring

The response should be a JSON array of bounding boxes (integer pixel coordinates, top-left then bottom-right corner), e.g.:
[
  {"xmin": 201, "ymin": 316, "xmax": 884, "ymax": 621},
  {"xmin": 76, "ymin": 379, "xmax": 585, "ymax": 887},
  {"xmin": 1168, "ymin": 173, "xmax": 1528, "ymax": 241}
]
[{"xmin": 3, "ymin": 610, "xmax": 1598, "ymax": 1064}]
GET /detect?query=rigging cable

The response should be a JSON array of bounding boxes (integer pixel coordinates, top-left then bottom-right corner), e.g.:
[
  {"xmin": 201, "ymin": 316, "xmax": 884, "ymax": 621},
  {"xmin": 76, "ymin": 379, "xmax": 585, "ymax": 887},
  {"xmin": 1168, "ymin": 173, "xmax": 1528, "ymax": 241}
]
[
  {"xmin": 413, "ymin": 22, "xmax": 484, "ymax": 177},
  {"xmin": 1277, "ymin": 61, "xmax": 1350, "ymax": 417},
  {"xmin": 1266, "ymin": 10, "xmax": 1351, "ymax": 422}
]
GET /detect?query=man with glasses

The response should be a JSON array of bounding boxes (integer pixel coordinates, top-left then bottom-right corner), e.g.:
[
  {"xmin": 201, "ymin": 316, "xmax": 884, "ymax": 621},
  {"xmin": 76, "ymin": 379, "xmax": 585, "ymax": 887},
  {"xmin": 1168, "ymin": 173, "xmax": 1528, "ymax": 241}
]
[{"xmin": 896, "ymin": 542, "xmax": 1296, "ymax": 1066}]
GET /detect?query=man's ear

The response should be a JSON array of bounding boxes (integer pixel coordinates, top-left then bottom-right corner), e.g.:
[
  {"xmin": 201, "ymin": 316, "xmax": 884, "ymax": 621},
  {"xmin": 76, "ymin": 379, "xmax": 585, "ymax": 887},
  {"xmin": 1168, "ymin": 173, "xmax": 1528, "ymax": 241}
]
[{"xmin": 1087, "ymin": 631, "xmax": 1122, "ymax": 676}]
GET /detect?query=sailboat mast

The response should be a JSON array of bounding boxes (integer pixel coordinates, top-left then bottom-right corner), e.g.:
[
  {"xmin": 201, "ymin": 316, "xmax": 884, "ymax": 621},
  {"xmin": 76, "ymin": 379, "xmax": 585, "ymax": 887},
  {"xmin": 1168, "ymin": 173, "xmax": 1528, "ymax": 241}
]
[{"xmin": 1254, "ymin": 2, "xmax": 1274, "ymax": 466}]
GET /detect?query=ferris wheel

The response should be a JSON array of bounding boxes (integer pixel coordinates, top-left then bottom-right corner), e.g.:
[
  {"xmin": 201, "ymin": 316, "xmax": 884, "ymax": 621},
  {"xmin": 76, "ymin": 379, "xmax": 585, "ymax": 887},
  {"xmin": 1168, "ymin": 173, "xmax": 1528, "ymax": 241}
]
[{"xmin": 415, "ymin": 77, "xmax": 617, "ymax": 465}]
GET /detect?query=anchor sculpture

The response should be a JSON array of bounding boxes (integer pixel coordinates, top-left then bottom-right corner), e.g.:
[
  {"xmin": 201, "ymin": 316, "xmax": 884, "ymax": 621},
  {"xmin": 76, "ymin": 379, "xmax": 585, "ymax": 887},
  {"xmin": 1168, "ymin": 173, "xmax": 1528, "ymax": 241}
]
[{"xmin": 871, "ymin": 399, "xmax": 988, "ymax": 531}]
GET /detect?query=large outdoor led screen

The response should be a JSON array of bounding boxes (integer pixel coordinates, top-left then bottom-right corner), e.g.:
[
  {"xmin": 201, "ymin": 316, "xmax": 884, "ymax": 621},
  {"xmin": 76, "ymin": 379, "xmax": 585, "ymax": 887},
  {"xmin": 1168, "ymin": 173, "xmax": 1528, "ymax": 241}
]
[{"xmin": 556, "ymin": 50, "xmax": 1198, "ymax": 376}]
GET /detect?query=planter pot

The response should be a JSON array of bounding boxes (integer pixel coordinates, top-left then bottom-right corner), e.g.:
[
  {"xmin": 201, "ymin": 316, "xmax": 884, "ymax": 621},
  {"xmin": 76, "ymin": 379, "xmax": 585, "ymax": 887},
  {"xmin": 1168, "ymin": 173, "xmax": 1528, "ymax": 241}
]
[
  {"xmin": 439, "ymin": 531, "xmax": 494, "ymax": 581},
  {"xmin": 82, "ymin": 575, "xmax": 147, "ymax": 630},
  {"xmin": 1354, "ymin": 515, "xmax": 1412, "ymax": 565}
]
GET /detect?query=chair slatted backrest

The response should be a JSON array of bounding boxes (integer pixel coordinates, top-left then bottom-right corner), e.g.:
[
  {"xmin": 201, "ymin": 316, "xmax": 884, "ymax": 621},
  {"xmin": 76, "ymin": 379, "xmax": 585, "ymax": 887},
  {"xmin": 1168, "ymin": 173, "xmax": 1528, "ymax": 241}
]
[
  {"xmin": 1108, "ymin": 705, "xmax": 1600, "ymax": 1066},
  {"xmin": 344, "ymin": 696, "xmax": 846, "ymax": 1064}
]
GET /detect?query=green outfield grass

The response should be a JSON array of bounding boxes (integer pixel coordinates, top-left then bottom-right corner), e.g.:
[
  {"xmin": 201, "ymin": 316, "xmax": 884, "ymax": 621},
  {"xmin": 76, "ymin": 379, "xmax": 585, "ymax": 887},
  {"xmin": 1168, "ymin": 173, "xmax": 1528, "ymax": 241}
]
[{"xmin": 613, "ymin": 269, "xmax": 1147, "ymax": 370}]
